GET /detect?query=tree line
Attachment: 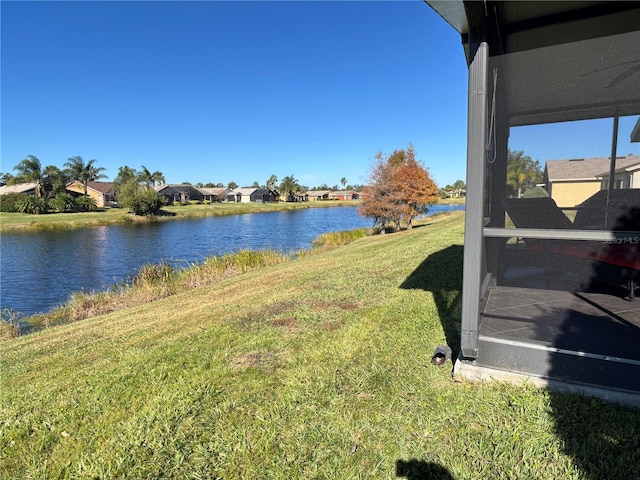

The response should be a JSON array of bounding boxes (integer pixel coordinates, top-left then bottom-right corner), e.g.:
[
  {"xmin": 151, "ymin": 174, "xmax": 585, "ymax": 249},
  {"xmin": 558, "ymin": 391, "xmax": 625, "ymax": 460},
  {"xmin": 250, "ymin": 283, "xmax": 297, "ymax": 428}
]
[
  {"xmin": 0, "ymin": 155, "xmax": 110, "ymax": 214},
  {"xmin": 0, "ymin": 155, "xmax": 361, "ymax": 215},
  {"xmin": 1, "ymin": 147, "xmax": 540, "ymax": 217},
  {"xmin": 0, "ymin": 156, "xmax": 171, "ymax": 215}
]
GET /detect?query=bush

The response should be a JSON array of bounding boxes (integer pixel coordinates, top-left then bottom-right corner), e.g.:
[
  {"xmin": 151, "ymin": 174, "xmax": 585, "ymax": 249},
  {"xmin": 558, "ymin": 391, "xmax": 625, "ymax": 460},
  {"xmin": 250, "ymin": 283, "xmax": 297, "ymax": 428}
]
[
  {"xmin": 49, "ymin": 193, "xmax": 77, "ymax": 212},
  {"xmin": 15, "ymin": 196, "xmax": 48, "ymax": 214},
  {"xmin": 122, "ymin": 189, "xmax": 163, "ymax": 216},
  {"xmin": 0, "ymin": 193, "xmax": 29, "ymax": 212},
  {"xmin": 75, "ymin": 195, "xmax": 97, "ymax": 212}
]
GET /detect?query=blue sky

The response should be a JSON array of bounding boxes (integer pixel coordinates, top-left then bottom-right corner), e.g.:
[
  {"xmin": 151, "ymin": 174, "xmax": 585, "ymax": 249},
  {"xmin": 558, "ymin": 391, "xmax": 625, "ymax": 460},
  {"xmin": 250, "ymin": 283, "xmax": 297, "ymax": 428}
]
[
  {"xmin": 2, "ymin": 1, "xmax": 637, "ymax": 190},
  {"xmin": 1, "ymin": 0, "xmax": 469, "ymax": 189}
]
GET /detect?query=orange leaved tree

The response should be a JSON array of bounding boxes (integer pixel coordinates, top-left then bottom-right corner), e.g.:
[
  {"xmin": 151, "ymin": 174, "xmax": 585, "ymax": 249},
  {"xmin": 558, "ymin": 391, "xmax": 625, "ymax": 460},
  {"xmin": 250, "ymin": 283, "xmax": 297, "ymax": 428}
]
[{"xmin": 358, "ymin": 144, "xmax": 439, "ymax": 231}]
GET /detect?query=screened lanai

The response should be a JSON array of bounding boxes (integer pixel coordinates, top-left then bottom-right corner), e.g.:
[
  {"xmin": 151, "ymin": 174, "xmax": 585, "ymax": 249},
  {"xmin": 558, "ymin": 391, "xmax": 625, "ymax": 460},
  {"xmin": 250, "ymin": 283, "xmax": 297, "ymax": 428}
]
[{"xmin": 426, "ymin": 1, "xmax": 640, "ymax": 405}]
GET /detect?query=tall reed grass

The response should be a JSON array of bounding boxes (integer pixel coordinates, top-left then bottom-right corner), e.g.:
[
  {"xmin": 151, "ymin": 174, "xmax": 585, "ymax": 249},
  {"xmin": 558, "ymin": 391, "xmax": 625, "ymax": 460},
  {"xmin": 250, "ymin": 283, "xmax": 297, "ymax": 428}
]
[
  {"xmin": 312, "ymin": 228, "xmax": 370, "ymax": 247},
  {"xmin": 17, "ymin": 229, "xmax": 372, "ymax": 336}
]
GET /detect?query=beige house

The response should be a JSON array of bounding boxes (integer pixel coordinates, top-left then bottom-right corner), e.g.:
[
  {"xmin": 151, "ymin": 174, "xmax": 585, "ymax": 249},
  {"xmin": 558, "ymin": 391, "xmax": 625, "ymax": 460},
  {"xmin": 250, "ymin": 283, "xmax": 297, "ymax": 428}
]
[
  {"xmin": 66, "ymin": 181, "xmax": 115, "ymax": 208},
  {"xmin": 225, "ymin": 188, "xmax": 256, "ymax": 203},
  {"xmin": 544, "ymin": 155, "xmax": 639, "ymax": 208},
  {"xmin": 0, "ymin": 182, "xmax": 38, "ymax": 196},
  {"xmin": 307, "ymin": 190, "xmax": 331, "ymax": 201}
]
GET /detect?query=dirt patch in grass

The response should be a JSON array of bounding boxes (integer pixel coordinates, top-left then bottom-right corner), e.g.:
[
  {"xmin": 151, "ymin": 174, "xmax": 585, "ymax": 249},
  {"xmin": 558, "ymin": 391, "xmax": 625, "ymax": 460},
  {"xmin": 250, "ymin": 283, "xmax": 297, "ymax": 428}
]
[
  {"xmin": 235, "ymin": 300, "xmax": 299, "ymax": 330},
  {"xmin": 337, "ymin": 299, "xmax": 361, "ymax": 311},
  {"xmin": 271, "ymin": 317, "xmax": 302, "ymax": 334},
  {"xmin": 229, "ymin": 351, "xmax": 278, "ymax": 372},
  {"xmin": 320, "ymin": 320, "xmax": 343, "ymax": 332},
  {"xmin": 309, "ymin": 297, "xmax": 362, "ymax": 312}
]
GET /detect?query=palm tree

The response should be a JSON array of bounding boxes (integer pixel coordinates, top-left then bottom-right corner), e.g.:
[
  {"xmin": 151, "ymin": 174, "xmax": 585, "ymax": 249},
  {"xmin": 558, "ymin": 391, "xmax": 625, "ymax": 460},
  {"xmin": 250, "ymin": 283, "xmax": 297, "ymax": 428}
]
[
  {"xmin": 137, "ymin": 165, "xmax": 154, "ymax": 190},
  {"xmin": 151, "ymin": 170, "xmax": 165, "ymax": 187},
  {"xmin": 341, "ymin": 177, "xmax": 347, "ymax": 189},
  {"xmin": 507, "ymin": 150, "xmax": 542, "ymax": 198},
  {"xmin": 0, "ymin": 172, "xmax": 13, "ymax": 186},
  {"xmin": 64, "ymin": 156, "xmax": 107, "ymax": 197},
  {"xmin": 42, "ymin": 165, "xmax": 69, "ymax": 199},
  {"xmin": 279, "ymin": 174, "xmax": 301, "ymax": 202},
  {"xmin": 113, "ymin": 166, "xmax": 138, "ymax": 194},
  {"xmin": 137, "ymin": 165, "xmax": 165, "ymax": 189},
  {"xmin": 13, "ymin": 155, "xmax": 44, "ymax": 198},
  {"xmin": 267, "ymin": 174, "xmax": 278, "ymax": 190}
]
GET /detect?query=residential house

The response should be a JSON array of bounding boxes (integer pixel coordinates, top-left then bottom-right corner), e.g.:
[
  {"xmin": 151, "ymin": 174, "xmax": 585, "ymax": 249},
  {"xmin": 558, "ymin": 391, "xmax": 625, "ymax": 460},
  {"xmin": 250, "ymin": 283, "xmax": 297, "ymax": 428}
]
[
  {"xmin": 0, "ymin": 182, "xmax": 38, "ymax": 196},
  {"xmin": 597, "ymin": 155, "xmax": 640, "ymax": 190},
  {"xmin": 330, "ymin": 190, "xmax": 360, "ymax": 201},
  {"xmin": 544, "ymin": 157, "xmax": 610, "ymax": 208},
  {"xmin": 226, "ymin": 188, "xmax": 256, "ymax": 203},
  {"xmin": 445, "ymin": 188, "xmax": 466, "ymax": 198},
  {"xmin": 545, "ymin": 155, "xmax": 640, "ymax": 208},
  {"xmin": 154, "ymin": 184, "xmax": 206, "ymax": 204},
  {"xmin": 307, "ymin": 190, "xmax": 331, "ymax": 201},
  {"xmin": 198, "ymin": 187, "xmax": 228, "ymax": 203},
  {"xmin": 280, "ymin": 190, "xmax": 308, "ymax": 202},
  {"xmin": 66, "ymin": 181, "xmax": 115, "ymax": 208},
  {"xmin": 250, "ymin": 189, "xmax": 280, "ymax": 203},
  {"xmin": 294, "ymin": 191, "xmax": 308, "ymax": 202}
]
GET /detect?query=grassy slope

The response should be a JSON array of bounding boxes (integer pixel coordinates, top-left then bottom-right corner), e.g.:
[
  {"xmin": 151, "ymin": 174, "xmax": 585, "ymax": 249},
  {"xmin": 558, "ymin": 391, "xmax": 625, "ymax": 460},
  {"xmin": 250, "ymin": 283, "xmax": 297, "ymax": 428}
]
[{"xmin": 2, "ymin": 212, "xmax": 639, "ymax": 479}]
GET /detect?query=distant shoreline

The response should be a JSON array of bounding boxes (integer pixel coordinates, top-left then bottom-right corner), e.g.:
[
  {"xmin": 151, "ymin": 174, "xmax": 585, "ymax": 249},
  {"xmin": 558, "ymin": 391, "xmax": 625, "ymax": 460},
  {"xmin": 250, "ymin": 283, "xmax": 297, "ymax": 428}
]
[{"xmin": 0, "ymin": 199, "xmax": 464, "ymax": 233}]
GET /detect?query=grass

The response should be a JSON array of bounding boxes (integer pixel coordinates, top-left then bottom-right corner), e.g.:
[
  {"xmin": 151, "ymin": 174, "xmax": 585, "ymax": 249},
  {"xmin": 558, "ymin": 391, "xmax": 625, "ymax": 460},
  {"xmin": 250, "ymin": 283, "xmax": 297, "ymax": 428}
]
[{"xmin": 2, "ymin": 211, "xmax": 639, "ymax": 479}]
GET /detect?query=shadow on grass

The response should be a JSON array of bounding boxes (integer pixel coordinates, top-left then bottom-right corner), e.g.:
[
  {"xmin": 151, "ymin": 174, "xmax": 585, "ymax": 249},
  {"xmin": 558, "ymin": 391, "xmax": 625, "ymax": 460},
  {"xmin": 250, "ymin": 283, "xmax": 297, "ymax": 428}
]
[
  {"xmin": 396, "ymin": 459, "xmax": 455, "ymax": 479},
  {"xmin": 550, "ymin": 391, "xmax": 640, "ymax": 479},
  {"xmin": 400, "ymin": 245, "xmax": 463, "ymax": 355}
]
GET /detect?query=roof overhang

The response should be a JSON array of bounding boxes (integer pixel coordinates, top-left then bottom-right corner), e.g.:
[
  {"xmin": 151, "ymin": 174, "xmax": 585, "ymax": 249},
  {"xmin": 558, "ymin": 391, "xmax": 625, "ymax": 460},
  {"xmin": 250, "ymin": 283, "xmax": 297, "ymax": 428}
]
[{"xmin": 424, "ymin": 1, "xmax": 640, "ymax": 126}]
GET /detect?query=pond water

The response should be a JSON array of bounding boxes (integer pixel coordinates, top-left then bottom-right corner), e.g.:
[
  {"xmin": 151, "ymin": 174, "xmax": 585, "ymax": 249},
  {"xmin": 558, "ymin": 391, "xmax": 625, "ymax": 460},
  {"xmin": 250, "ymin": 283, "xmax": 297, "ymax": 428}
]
[{"xmin": 0, "ymin": 204, "xmax": 464, "ymax": 316}]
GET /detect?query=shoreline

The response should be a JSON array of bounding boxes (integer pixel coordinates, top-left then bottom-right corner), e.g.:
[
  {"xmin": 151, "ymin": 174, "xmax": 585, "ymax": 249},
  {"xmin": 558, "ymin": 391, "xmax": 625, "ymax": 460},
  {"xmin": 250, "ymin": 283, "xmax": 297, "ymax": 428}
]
[
  {"xmin": 0, "ymin": 200, "xmax": 361, "ymax": 233},
  {"xmin": 0, "ymin": 198, "xmax": 465, "ymax": 233}
]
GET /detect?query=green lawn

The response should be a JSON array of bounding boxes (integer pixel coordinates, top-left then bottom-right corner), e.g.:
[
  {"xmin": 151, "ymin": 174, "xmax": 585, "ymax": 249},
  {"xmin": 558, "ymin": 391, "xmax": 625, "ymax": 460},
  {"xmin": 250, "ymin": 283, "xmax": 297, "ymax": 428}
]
[{"xmin": 2, "ymin": 211, "xmax": 638, "ymax": 479}]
